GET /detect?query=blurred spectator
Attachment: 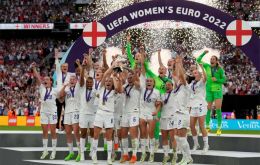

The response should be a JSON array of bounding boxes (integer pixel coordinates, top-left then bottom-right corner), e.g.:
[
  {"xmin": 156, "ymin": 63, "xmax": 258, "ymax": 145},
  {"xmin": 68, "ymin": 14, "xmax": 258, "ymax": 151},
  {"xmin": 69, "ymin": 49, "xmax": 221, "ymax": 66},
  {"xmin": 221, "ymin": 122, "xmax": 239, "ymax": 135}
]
[
  {"xmin": 0, "ymin": 0, "xmax": 258, "ymax": 23},
  {"xmin": 8, "ymin": 106, "xmax": 16, "ymax": 117},
  {"xmin": 0, "ymin": 38, "xmax": 71, "ymax": 116},
  {"xmin": 0, "ymin": 0, "xmax": 95, "ymax": 23}
]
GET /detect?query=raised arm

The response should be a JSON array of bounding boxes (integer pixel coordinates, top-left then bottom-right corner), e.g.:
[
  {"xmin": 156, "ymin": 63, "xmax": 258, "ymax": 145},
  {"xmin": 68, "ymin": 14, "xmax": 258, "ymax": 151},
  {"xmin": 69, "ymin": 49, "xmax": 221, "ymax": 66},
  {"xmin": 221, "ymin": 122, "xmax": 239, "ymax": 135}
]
[
  {"xmin": 158, "ymin": 49, "xmax": 165, "ymax": 68},
  {"xmin": 140, "ymin": 53, "xmax": 146, "ymax": 76},
  {"xmin": 175, "ymin": 56, "xmax": 187, "ymax": 86},
  {"xmin": 83, "ymin": 53, "xmax": 92, "ymax": 72},
  {"xmin": 126, "ymin": 34, "xmax": 136, "ymax": 69},
  {"xmin": 196, "ymin": 50, "xmax": 209, "ymax": 67},
  {"xmin": 102, "ymin": 49, "xmax": 109, "ymax": 72},
  {"xmin": 144, "ymin": 60, "xmax": 157, "ymax": 78},
  {"xmin": 100, "ymin": 64, "xmax": 114, "ymax": 88},
  {"xmin": 113, "ymin": 73, "xmax": 123, "ymax": 93},
  {"xmin": 80, "ymin": 60, "xmax": 88, "ymax": 87},
  {"xmin": 199, "ymin": 64, "xmax": 207, "ymax": 83},
  {"xmin": 54, "ymin": 48, "xmax": 61, "ymax": 75},
  {"xmin": 59, "ymin": 84, "xmax": 68, "ymax": 98},
  {"xmin": 31, "ymin": 63, "xmax": 41, "ymax": 86}
]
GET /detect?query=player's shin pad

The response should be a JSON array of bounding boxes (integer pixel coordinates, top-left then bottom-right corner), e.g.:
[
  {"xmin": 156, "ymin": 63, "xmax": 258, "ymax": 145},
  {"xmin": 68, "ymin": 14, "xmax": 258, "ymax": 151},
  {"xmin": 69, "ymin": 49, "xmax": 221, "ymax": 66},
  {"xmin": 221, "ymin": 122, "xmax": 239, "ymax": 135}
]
[
  {"xmin": 206, "ymin": 109, "xmax": 211, "ymax": 127},
  {"xmin": 216, "ymin": 109, "xmax": 222, "ymax": 129}
]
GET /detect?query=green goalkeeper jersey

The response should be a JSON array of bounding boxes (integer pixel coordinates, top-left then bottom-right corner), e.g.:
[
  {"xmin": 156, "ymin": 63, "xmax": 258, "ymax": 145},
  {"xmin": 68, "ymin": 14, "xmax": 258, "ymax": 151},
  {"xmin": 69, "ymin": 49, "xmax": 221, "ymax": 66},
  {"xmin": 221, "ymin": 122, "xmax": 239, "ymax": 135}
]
[
  {"xmin": 196, "ymin": 52, "xmax": 226, "ymax": 92},
  {"xmin": 126, "ymin": 42, "xmax": 171, "ymax": 94}
]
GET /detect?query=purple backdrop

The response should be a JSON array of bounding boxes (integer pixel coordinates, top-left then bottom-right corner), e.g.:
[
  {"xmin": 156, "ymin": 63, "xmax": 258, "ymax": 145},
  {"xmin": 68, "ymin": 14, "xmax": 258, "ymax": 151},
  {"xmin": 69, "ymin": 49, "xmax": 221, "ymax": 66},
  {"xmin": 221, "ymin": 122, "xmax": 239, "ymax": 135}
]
[{"xmin": 65, "ymin": 0, "xmax": 260, "ymax": 71}]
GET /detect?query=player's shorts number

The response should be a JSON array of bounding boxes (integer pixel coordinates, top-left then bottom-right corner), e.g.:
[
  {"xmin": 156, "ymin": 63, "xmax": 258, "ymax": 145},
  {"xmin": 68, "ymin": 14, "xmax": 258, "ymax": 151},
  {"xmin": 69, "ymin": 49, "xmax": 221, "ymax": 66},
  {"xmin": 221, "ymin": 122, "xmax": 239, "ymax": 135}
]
[
  {"xmin": 178, "ymin": 120, "xmax": 182, "ymax": 126},
  {"xmin": 169, "ymin": 120, "xmax": 174, "ymax": 127},
  {"xmin": 133, "ymin": 117, "xmax": 137, "ymax": 122},
  {"xmin": 199, "ymin": 106, "xmax": 203, "ymax": 113},
  {"xmin": 74, "ymin": 114, "xmax": 79, "ymax": 120}
]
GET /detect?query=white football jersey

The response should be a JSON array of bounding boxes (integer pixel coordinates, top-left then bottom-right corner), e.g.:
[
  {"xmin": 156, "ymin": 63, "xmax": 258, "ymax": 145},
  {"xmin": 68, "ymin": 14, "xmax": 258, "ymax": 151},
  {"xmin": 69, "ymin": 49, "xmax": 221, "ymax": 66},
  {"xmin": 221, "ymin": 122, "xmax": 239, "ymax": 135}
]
[
  {"xmin": 161, "ymin": 90, "xmax": 176, "ymax": 118},
  {"xmin": 123, "ymin": 84, "xmax": 141, "ymax": 114},
  {"xmin": 39, "ymin": 84, "xmax": 59, "ymax": 115},
  {"xmin": 64, "ymin": 83, "xmax": 81, "ymax": 113},
  {"xmin": 140, "ymin": 75, "xmax": 161, "ymax": 115},
  {"xmin": 188, "ymin": 80, "xmax": 207, "ymax": 107},
  {"xmin": 114, "ymin": 93, "xmax": 125, "ymax": 117},
  {"xmin": 95, "ymin": 87, "xmax": 115, "ymax": 113},
  {"xmin": 172, "ymin": 84, "xmax": 190, "ymax": 114},
  {"xmin": 79, "ymin": 85, "xmax": 97, "ymax": 115},
  {"xmin": 55, "ymin": 59, "xmax": 73, "ymax": 90}
]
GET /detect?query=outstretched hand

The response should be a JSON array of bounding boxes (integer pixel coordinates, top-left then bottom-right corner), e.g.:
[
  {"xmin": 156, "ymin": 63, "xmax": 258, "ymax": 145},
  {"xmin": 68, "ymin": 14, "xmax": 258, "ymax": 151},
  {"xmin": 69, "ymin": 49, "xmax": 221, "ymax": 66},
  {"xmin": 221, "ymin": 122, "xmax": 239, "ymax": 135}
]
[
  {"xmin": 204, "ymin": 50, "xmax": 209, "ymax": 54},
  {"xmin": 75, "ymin": 59, "xmax": 81, "ymax": 66}
]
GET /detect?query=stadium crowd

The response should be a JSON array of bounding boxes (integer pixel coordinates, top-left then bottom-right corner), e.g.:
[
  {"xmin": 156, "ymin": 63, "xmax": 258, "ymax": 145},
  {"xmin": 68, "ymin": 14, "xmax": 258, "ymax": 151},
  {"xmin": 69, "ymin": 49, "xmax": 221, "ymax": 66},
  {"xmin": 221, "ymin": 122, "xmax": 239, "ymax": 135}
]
[
  {"xmin": 0, "ymin": 0, "xmax": 95, "ymax": 23},
  {"xmin": 0, "ymin": 0, "xmax": 259, "ymax": 23},
  {"xmin": 0, "ymin": 39, "xmax": 71, "ymax": 116}
]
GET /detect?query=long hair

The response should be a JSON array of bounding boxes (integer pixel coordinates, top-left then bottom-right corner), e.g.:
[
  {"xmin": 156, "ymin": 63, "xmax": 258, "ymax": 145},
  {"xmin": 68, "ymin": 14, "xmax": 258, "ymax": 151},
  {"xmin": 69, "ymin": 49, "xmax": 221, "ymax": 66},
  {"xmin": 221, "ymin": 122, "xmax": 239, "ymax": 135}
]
[{"xmin": 212, "ymin": 55, "xmax": 221, "ymax": 68}]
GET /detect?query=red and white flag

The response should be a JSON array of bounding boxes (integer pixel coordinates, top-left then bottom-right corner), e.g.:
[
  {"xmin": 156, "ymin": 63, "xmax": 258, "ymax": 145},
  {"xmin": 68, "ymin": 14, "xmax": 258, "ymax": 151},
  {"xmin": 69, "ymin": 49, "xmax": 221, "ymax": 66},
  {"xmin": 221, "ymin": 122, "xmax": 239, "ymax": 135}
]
[
  {"xmin": 226, "ymin": 20, "xmax": 252, "ymax": 47},
  {"xmin": 82, "ymin": 21, "xmax": 107, "ymax": 47}
]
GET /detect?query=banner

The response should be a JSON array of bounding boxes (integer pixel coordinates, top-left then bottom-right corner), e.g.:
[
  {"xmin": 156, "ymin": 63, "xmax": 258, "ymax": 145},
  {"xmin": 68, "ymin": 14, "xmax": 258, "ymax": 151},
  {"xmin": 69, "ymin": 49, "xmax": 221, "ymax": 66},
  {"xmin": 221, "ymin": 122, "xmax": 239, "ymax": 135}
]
[
  {"xmin": 210, "ymin": 119, "xmax": 260, "ymax": 130},
  {"xmin": 0, "ymin": 23, "xmax": 54, "ymax": 30},
  {"xmin": 8, "ymin": 116, "xmax": 17, "ymax": 126},
  {"xmin": 0, "ymin": 116, "xmax": 40, "ymax": 126},
  {"xmin": 26, "ymin": 116, "xmax": 35, "ymax": 126},
  {"xmin": 65, "ymin": 0, "xmax": 260, "ymax": 72}
]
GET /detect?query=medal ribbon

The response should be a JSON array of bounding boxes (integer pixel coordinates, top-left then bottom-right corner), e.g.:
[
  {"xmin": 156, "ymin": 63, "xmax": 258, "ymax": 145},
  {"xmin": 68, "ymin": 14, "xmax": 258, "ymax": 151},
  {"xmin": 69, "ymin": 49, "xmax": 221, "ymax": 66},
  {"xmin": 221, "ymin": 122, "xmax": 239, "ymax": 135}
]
[
  {"xmin": 103, "ymin": 88, "xmax": 112, "ymax": 103},
  {"xmin": 125, "ymin": 84, "xmax": 134, "ymax": 97},
  {"xmin": 86, "ymin": 89, "xmax": 92, "ymax": 102},
  {"xmin": 164, "ymin": 90, "xmax": 172, "ymax": 104},
  {"xmin": 70, "ymin": 87, "xmax": 75, "ymax": 97},
  {"xmin": 62, "ymin": 73, "xmax": 67, "ymax": 83},
  {"xmin": 144, "ymin": 88, "xmax": 153, "ymax": 102},
  {"xmin": 44, "ymin": 88, "xmax": 52, "ymax": 101}
]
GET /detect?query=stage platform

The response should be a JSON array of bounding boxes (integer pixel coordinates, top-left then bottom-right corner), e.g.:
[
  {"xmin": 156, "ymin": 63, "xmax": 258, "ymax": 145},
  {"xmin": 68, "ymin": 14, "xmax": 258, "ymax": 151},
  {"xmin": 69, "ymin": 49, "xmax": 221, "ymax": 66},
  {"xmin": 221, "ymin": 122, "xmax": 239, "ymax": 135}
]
[{"xmin": 0, "ymin": 131, "xmax": 260, "ymax": 165}]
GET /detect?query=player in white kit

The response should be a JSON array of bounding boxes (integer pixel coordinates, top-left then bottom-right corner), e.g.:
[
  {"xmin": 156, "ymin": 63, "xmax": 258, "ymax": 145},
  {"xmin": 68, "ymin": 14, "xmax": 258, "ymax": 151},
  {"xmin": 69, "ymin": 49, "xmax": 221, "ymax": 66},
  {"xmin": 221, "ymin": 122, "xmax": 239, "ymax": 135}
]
[
  {"xmin": 160, "ymin": 81, "xmax": 178, "ymax": 165},
  {"xmin": 60, "ymin": 75, "xmax": 81, "ymax": 162},
  {"xmin": 113, "ymin": 82, "xmax": 125, "ymax": 161},
  {"xmin": 158, "ymin": 49, "xmax": 175, "ymax": 79},
  {"xmin": 173, "ymin": 56, "xmax": 193, "ymax": 165},
  {"xmin": 86, "ymin": 48, "xmax": 109, "ymax": 80},
  {"xmin": 120, "ymin": 70, "xmax": 141, "ymax": 164},
  {"xmin": 91, "ymin": 64, "xmax": 123, "ymax": 165},
  {"xmin": 55, "ymin": 49, "xmax": 73, "ymax": 131},
  {"xmin": 189, "ymin": 64, "xmax": 209, "ymax": 153},
  {"xmin": 139, "ymin": 57, "xmax": 162, "ymax": 163},
  {"xmin": 81, "ymin": 54, "xmax": 104, "ymax": 152},
  {"xmin": 32, "ymin": 63, "xmax": 59, "ymax": 160},
  {"xmin": 78, "ymin": 61, "xmax": 97, "ymax": 161}
]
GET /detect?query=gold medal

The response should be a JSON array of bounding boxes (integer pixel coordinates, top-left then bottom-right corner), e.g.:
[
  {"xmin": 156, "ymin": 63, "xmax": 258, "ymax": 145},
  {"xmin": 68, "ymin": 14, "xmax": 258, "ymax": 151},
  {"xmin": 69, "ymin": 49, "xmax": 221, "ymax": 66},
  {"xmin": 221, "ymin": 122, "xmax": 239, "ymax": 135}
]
[{"xmin": 102, "ymin": 101, "xmax": 105, "ymax": 105}]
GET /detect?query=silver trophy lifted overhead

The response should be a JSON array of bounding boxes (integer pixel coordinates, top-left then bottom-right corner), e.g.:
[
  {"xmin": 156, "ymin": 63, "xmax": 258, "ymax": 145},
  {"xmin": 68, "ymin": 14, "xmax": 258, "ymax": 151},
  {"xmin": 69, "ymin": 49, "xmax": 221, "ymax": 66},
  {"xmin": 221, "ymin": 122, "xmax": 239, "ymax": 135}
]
[{"xmin": 112, "ymin": 54, "xmax": 131, "ymax": 73}]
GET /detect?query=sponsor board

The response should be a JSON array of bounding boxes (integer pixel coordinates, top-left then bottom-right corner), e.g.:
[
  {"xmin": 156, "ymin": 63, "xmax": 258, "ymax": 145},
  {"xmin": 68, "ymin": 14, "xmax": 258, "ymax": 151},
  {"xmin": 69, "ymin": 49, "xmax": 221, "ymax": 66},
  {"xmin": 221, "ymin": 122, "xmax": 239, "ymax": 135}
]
[{"xmin": 211, "ymin": 119, "xmax": 260, "ymax": 130}]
